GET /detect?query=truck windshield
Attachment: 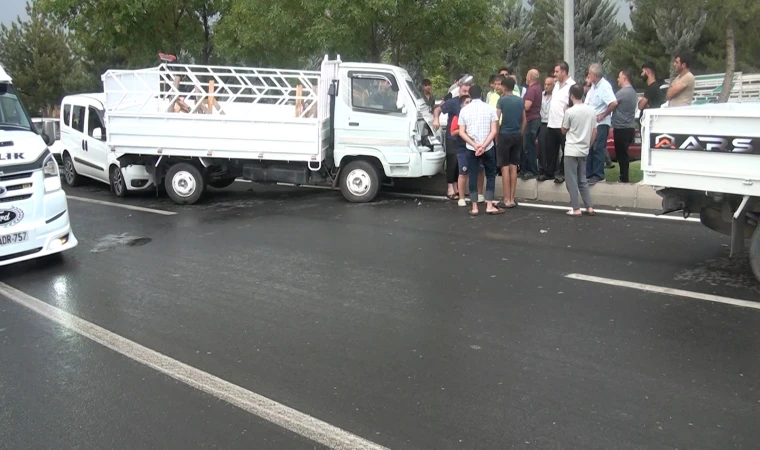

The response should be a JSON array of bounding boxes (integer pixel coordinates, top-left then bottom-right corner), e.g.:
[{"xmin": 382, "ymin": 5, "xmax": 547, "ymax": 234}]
[
  {"xmin": 405, "ymin": 79, "xmax": 425, "ymax": 103},
  {"xmin": 0, "ymin": 82, "xmax": 34, "ymax": 131}
]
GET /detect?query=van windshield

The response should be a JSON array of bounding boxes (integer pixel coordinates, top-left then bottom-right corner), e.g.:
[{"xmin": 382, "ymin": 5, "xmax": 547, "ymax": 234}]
[{"xmin": 0, "ymin": 83, "xmax": 34, "ymax": 131}]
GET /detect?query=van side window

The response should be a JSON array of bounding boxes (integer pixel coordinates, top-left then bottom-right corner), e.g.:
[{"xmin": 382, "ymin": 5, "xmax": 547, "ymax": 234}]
[
  {"xmin": 71, "ymin": 106, "xmax": 85, "ymax": 133},
  {"xmin": 87, "ymin": 107, "xmax": 104, "ymax": 137},
  {"xmin": 62, "ymin": 104, "xmax": 71, "ymax": 127},
  {"xmin": 351, "ymin": 77, "xmax": 399, "ymax": 113}
]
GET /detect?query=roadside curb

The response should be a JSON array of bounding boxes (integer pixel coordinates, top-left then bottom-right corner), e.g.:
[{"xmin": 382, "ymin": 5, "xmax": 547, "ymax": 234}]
[{"xmin": 389, "ymin": 174, "xmax": 664, "ymax": 210}]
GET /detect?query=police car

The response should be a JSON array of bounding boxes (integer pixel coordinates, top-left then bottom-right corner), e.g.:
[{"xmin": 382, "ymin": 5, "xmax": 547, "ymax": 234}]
[{"xmin": 0, "ymin": 65, "xmax": 77, "ymax": 266}]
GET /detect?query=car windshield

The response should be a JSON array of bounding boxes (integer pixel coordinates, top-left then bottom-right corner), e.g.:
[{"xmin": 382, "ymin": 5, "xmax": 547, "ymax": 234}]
[{"xmin": 0, "ymin": 82, "xmax": 34, "ymax": 131}]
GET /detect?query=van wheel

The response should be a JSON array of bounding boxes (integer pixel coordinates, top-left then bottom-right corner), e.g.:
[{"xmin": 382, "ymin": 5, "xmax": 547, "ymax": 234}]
[
  {"xmin": 165, "ymin": 162, "xmax": 205, "ymax": 205},
  {"xmin": 339, "ymin": 160, "xmax": 380, "ymax": 203},
  {"xmin": 62, "ymin": 153, "xmax": 81, "ymax": 187},
  {"xmin": 109, "ymin": 165, "xmax": 128, "ymax": 197},
  {"xmin": 751, "ymin": 224, "xmax": 760, "ymax": 283}
]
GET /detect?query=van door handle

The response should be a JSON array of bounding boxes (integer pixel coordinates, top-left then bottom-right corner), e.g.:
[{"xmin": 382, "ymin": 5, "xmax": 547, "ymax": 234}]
[{"xmin": 349, "ymin": 122, "xmax": 359, "ymax": 127}]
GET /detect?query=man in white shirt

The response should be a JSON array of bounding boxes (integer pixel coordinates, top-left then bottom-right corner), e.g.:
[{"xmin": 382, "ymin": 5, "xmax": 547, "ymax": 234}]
[
  {"xmin": 540, "ymin": 61, "xmax": 575, "ymax": 184},
  {"xmin": 562, "ymin": 85, "xmax": 597, "ymax": 216},
  {"xmin": 458, "ymin": 84, "xmax": 503, "ymax": 216},
  {"xmin": 537, "ymin": 76, "xmax": 554, "ymax": 176},
  {"xmin": 584, "ymin": 63, "xmax": 618, "ymax": 184}
]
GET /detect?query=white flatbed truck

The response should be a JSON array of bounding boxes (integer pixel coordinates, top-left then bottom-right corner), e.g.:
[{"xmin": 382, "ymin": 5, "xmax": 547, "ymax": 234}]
[
  {"xmin": 640, "ymin": 102, "xmax": 760, "ymax": 282},
  {"xmin": 101, "ymin": 55, "xmax": 445, "ymax": 204}
]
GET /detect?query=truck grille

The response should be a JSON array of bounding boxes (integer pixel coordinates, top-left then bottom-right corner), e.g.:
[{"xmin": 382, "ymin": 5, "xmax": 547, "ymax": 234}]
[
  {"xmin": 0, "ymin": 172, "xmax": 34, "ymax": 182},
  {"xmin": 0, "ymin": 194, "xmax": 32, "ymax": 203}
]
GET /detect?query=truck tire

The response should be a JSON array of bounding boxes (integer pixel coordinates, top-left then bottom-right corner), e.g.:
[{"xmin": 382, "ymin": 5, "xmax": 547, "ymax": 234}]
[
  {"xmin": 751, "ymin": 224, "xmax": 760, "ymax": 283},
  {"xmin": 165, "ymin": 162, "xmax": 205, "ymax": 205},
  {"xmin": 208, "ymin": 176, "xmax": 237, "ymax": 189},
  {"xmin": 62, "ymin": 152, "xmax": 82, "ymax": 187},
  {"xmin": 109, "ymin": 165, "xmax": 128, "ymax": 197},
  {"xmin": 339, "ymin": 160, "xmax": 380, "ymax": 203}
]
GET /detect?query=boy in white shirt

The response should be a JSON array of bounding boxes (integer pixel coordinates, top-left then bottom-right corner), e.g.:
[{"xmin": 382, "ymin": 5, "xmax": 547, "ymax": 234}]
[{"xmin": 561, "ymin": 85, "xmax": 597, "ymax": 217}]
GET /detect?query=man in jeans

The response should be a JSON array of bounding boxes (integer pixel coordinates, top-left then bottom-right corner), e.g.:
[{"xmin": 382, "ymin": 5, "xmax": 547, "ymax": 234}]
[
  {"xmin": 611, "ymin": 70, "xmax": 637, "ymax": 183},
  {"xmin": 458, "ymin": 85, "xmax": 503, "ymax": 216},
  {"xmin": 521, "ymin": 69, "xmax": 542, "ymax": 180},
  {"xmin": 584, "ymin": 63, "xmax": 617, "ymax": 185}
]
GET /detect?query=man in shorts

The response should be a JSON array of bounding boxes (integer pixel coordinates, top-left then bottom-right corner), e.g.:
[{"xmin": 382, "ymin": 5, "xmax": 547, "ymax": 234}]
[{"xmin": 495, "ymin": 77, "xmax": 526, "ymax": 208}]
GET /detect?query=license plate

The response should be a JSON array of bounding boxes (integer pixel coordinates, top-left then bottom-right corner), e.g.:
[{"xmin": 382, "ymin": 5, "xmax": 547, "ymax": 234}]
[{"xmin": 0, "ymin": 232, "xmax": 28, "ymax": 246}]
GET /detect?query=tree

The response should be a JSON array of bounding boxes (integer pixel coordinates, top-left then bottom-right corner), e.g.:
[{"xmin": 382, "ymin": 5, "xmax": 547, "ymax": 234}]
[
  {"xmin": 500, "ymin": 0, "xmax": 537, "ymax": 79},
  {"xmin": 651, "ymin": 2, "xmax": 707, "ymax": 61},
  {"xmin": 703, "ymin": 0, "xmax": 760, "ymax": 102},
  {"xmin": 0, "ymin": 2, "xmax": 80, "ymax": 115},
  {"xmin": 547, "ymin": 0, "xmax": 625, "ymax": 81}
]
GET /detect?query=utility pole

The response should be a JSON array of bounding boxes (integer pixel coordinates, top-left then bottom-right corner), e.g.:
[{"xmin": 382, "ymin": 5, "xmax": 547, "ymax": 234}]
[{"xmin": 563, "ymin": 0, "xmax": 574, "ymax": 77}]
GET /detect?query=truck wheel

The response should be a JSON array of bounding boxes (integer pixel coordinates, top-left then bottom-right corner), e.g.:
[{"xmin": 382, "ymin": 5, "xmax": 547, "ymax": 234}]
[
  {"xmin": 109, "ymin": 165, "xmax": 128, "ymax": 198},
  {"xmin": 751, "ymin": 225, "xmax": 760, "ymax": 283},
  {"xmin": 339, "ymin": 160, "xmax": 380, "ymax": 203},
  {"xmin": 62, "ymin": 152, "xmax": 81, "ymax": 187},
  {"xmin": 165, "ymin": 162, "xmax": 205, "ymax": 205},
  {"xmin": 208, "ymin": 176, "xmax": 237, "ymax": 189}
]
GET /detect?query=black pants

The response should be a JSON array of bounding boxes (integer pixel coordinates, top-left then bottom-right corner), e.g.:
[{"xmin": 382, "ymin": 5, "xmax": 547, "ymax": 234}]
[
  {"xmin": 445, "ymin": 137, "xmax": 459, "ymax": 183},
  {"xmin": 542, "ymin": 127, "xmax": 565, "ymax": 179},
  {"xmin": 613, "ymin": 128, "xmax": 635, "ymax": 182}
]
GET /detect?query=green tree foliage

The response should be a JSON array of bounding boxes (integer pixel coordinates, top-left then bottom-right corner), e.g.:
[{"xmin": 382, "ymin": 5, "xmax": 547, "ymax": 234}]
[
  {"xmin": 0, "ymin": 2, "xmax": 87, "ymax": 114},
  {"xmin": 500, "ymin": 0, "xmax": 536, "ymax": 80},
  {"xmin": 547, "ymin": 0, "xmax": 625, "ymax": 81}
]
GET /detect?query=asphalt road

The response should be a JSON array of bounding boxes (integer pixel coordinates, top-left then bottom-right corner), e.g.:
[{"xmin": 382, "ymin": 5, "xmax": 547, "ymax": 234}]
[{"xmin": 1, "ymin": 180, "xmax": 759, "ymax": 450}]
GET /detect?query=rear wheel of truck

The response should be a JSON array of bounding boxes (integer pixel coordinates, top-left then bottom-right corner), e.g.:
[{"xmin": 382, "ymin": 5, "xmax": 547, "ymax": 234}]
[
  {"xmin": 208, "ymin": 176, "xmax": 237, "ymax": 189},
  {"xmin": 751, "ymin": 225, "xmax": 760, "ymax": 283},
  {"xmin": 340, "ymin": 160, "xmax": 380, "ymax": 203},
  {"xmin": 62, "ymin": 152, "xmax": 81, "ymax": 187},
  {"xmin": 109, "ymin": 165, "xmax": 128, "ymax": 197},
  {"xmin": 165, "ymin": 163, "xmax": 205, "ymax": 205}
]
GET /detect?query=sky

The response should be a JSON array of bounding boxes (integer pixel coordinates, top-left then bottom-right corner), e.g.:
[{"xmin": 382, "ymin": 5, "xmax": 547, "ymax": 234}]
[{"xmin": 1, "ymin": 0, "xmax": 633, "ymax": 28}]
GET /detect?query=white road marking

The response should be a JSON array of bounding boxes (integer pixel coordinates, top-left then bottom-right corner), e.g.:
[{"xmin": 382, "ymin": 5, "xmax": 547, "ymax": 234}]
[
  {"xmin": 0, "ymin": 282, "xmax": 388, "ymax": 450},
  {"xmin": 565, "ymin": 273, "xmax": 760, "ymax": 311},
  {"xmin": 67, "ymin": 196, "xmax": 177, "ymax": 216},
  {"xmin": 239, "ymin": 181, "xmax": 699, "ymax": 223}
]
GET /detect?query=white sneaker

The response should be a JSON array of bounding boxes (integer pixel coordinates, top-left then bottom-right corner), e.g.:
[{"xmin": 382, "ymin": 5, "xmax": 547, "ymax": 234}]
[
  {"xmin": 478, "ymin": 194, "xmax": 485, "ymax": 203},
  {"xmin": 458, "ymin": 199, "xmax": 467, "ymax": 207}
]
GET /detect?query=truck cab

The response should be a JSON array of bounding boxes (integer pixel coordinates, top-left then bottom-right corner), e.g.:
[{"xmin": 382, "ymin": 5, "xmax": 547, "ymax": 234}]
[{"xmin": 0, "ymin": 65, "xmax": 77, "ymax": 266}]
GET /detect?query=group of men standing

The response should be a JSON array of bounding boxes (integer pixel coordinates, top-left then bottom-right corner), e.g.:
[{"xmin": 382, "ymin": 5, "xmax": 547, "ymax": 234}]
[{"xmin": 425, "ymin": 54, "xmax": 696, "ymax": 215}]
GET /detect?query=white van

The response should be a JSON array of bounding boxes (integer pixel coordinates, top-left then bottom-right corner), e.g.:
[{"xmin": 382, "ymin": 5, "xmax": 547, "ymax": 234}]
[
  {"xmin": 0, "ymin": 65, "xmax": 77, "ymax": 266},
  {"xmin": 60, "ymin": 94, "xmax": 155, "ymax": 196}
]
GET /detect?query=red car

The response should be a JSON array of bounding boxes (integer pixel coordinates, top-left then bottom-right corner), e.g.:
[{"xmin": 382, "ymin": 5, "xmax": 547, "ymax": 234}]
[{"xmin": 606, "ymin": 128, "xmax": 642, "ymax": 161}]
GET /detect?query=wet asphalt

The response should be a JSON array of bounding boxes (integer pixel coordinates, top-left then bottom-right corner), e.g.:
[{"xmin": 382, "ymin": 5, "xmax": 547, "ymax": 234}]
[{"xmin": 1, "ymin": 180, "xmax": 759, "ymax": 450}]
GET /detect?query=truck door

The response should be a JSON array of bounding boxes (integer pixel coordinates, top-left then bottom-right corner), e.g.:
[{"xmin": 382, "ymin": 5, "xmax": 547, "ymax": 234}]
[{"xmin": 333, "ymin": 71, "xmax": 413, "ymax": 173}]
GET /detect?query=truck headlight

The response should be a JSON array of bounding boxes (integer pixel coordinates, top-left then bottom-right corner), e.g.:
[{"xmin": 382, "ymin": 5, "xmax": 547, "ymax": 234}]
[{"xmin": 43, "ymin": 152, "xmax": 62, "ymax": 193}]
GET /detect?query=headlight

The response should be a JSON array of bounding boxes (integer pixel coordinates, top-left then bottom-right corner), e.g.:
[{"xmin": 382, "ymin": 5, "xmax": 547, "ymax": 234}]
[{"xmin": 43, "ymin": 152, "xmax": 62, "ymax": 193}]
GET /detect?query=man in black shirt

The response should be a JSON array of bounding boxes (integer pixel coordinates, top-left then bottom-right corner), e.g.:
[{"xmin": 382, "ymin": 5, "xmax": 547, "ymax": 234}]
[{"xmin": 638, "ymin": 62, "xmax": 665, "ymax": 115}]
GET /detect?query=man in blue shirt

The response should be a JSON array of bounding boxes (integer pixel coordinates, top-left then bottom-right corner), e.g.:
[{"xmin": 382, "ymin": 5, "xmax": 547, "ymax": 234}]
[
  {"xmin": 584, "ymin": 63, "xmax": 618, "ymax": 184},
  {"xmin": 495, "ymin": 77, "xmax": 527, "ymax": 208}
]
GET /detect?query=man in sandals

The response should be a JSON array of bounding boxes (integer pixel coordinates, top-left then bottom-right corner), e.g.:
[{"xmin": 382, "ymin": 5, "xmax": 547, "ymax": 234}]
[
  {"xmin": 561, "ymin": 85, "xmax": 596, "ymax": 217},
  {"xmin": 458, "ymin": 85, "xmax": 504, "ymax": 216}
]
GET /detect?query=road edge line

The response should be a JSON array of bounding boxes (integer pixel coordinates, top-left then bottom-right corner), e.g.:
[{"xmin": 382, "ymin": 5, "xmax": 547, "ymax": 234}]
[
  {"xmin": 565, "ymin": 273, "xmax": 760, "ymax": 311},
  {"xmin": 0, "ymin": 282, "xmax": 389, "ymax": 450},
  {"xmin": 67, "ymin": 196, "xmax": 177, "ymax": 216}
]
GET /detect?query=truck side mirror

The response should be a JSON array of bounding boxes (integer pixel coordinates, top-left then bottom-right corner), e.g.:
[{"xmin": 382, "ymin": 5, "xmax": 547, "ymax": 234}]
[
  {"xmin": 396, "ymin": 98, "xmax": 406, "ymax": 114},
  {"xmin": 41, "ymin": 133, "xmax": 54, "ymax": 146},
  {"xmin": 92, "ymin": 128, "xmax": 103, "ymax": 140}
]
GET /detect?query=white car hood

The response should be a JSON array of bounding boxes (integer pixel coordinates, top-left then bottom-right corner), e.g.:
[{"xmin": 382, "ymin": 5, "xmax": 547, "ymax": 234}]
[{"xmin": 0, "ymin": 129, "xmax": 48, "ymax": 168}]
